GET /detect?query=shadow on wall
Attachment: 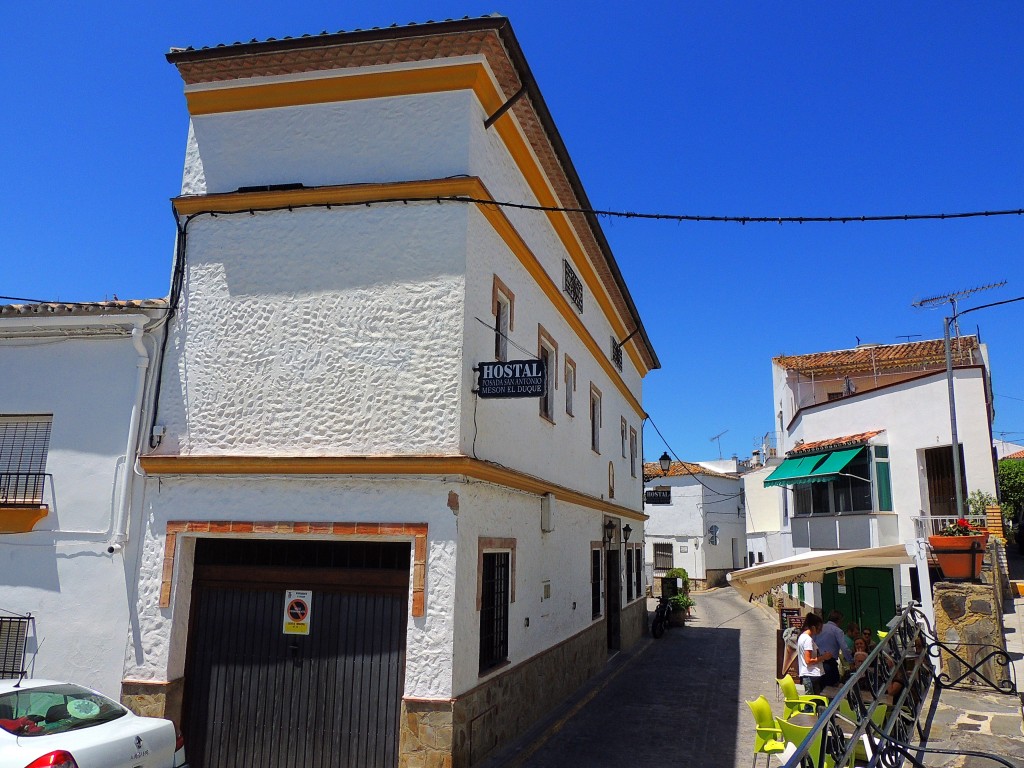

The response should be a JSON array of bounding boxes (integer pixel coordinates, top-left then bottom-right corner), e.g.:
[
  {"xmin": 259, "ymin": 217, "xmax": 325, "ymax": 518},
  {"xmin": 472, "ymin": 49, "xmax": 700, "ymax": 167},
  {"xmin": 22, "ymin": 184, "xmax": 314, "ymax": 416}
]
[{"xmin": 0, "ymin": 538, "xmax": 60, "ymax": 592}]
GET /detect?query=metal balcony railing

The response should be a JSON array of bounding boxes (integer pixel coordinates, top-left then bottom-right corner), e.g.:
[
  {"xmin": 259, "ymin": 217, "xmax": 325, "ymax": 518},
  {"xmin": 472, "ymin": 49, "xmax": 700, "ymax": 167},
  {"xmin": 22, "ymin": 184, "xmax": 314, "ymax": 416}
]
[
  {"xmin": 912, "ymin": 514, "xmax": 988, "ymax": 539},
  {"xmin": 0, "ymin": 472, "xmax": 47, "ymax": 506}
]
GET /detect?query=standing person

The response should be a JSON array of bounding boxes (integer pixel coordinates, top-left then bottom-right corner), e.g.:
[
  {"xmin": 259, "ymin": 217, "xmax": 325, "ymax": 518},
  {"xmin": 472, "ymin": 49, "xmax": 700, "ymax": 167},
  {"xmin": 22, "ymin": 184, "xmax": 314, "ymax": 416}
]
[
  {"xmin": 817, "ymin": 610, "xmax": 852, "ymax": 686},
  {"xmin": 797, "ymin": 613, "xmax": 832, "ymax": 695}
]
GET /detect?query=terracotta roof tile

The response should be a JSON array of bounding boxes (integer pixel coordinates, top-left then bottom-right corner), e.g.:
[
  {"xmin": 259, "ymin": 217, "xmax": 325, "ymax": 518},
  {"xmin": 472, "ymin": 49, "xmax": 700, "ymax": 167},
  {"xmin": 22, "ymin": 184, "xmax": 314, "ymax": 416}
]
[
  {"xmin": 642, "ymin": 460, "xmax": 734, "ymax": 481},
  {"xmin": 0, "ymin": 299, "xmax": 168, "ymax": 317},
  {"xmin": 773, "ymin": 337, "xmax": 980, "ymax": 377},
  {"xmin": 1004, "ymin": 449, "xmax": 1024, "ymax": 460},
  {"xmin": 789, "ymin": 430, "xmax": 884, "ymax": 456}
]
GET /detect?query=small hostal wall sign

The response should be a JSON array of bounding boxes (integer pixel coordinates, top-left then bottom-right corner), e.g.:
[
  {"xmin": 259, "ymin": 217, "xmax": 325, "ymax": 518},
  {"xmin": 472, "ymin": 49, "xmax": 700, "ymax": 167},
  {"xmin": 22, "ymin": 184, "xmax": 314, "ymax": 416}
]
[
  {"xmin": 283, "ymin": 590, "xmax": 312, "ymax": 635},
  {"xmin": 475, "ymin": 359, "xmax": 546, "ymax": 398}
]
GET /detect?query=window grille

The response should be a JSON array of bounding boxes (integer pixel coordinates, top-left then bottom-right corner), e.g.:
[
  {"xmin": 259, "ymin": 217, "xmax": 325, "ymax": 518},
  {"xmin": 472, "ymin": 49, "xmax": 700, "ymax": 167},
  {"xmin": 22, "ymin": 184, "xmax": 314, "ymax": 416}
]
[
  {"xmin": 591, "ymin": 549, "xmax": 602, "ymax": 618},
  {"xmin": 611, "ymin": 336, "xmax": 623, "ymax": 371},
  {"xmin": 634, "ymin": 548, "xmax": 643, "ymax": 598},
  {"xmin": 563, "ymin": 260, "xmax": 584, "ymax": 313},
  {"xmin": 626, "ymin": 548, "xmax": 635, "ymax": 601},
  {"xmin": 653, "ymin": 543, "xmax": 673, "ymax": 570},
  {"xmin": 0, "ymin": 417, "xmax": 52, "ymax": 505},
  {"xmin": 479, "ymin": 552, "xmax": 510, "ymax": 672},
  {"xmin": 0, "ymin": 617, "xmax": 31, "ymax": 677}
]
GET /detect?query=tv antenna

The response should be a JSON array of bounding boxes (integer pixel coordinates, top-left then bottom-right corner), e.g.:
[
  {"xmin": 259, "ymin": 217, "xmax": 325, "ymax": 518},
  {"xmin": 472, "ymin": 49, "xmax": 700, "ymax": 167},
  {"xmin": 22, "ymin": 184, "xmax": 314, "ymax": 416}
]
[
  {"xmin": 912, "ymin": 281, "xmax": 1006, "ymax": 335},
  {"xmin": 895, "ymin": 334, "xmax": 922, "ymax": 343},
  {"xmin": 709, "ymin": 429, "xmax": 729, "ymax": 460}
]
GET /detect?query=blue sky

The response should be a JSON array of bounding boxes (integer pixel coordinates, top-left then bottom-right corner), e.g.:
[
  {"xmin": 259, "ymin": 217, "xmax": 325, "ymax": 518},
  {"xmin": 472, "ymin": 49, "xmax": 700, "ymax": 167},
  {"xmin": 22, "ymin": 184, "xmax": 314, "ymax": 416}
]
[{"xmin": 2, "ymin": 2, "xmax": 1022, "ymax": 461}]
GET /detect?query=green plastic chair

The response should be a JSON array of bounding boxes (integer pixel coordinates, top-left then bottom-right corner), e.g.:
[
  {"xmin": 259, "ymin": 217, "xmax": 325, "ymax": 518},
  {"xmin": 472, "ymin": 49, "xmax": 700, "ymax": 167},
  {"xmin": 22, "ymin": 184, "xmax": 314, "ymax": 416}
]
[
  {"xmin": 777, "ymin": 674, "xmax": 829, "ymax": 720},
  {"xmin": 745, "ymin": 696, "xmax": 786, "ymax": 768},
  {"xmin": 778, "ymin": 716, "xmax": 837, "ymax": 768},
  {"xmin": 838, "ymin": 699, "xmax": 887, "ymax": 761}
]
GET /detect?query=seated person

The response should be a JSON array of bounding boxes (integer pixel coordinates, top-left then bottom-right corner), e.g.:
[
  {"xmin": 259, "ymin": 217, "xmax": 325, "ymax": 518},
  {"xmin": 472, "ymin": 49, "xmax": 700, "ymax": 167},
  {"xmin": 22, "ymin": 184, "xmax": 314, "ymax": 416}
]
[{"xmin": 851, "ymin": 637, "xmax": 869, "ymax": 669}]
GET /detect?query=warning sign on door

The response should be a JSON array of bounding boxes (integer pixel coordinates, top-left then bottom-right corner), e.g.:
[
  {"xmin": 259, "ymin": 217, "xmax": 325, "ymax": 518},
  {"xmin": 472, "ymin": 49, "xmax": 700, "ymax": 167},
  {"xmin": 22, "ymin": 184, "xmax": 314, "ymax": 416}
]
[{"xmin": 283, "ymin": 590, "xmax": 312, "ymax": 635}]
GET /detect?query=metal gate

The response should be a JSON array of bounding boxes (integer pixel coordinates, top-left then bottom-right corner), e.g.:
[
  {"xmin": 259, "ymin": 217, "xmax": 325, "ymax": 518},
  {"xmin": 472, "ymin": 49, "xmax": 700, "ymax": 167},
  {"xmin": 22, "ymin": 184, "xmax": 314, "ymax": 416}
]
[{"xmin": 183, "ymin": 540, "xmax": 409, "ymax": 768}]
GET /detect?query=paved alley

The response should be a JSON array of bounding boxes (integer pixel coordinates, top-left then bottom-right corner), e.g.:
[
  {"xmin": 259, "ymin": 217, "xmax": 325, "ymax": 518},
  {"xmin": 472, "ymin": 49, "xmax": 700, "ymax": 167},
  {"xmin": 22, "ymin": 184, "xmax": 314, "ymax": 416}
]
[{"xmin": 480, "ymin": 587, "xmax": 779, "ymax": 768}]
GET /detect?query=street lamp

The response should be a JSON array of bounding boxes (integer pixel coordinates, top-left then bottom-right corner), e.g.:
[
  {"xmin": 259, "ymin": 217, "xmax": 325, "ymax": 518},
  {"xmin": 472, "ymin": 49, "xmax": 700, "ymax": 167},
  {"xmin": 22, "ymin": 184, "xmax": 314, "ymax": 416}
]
[
  {"xmin": 938, "ymin": 294, "xmax": 1024, "ymax": 518},
  {"xmin": 659, "ymin": 452, "xmax": 672, "ymax": 475}
]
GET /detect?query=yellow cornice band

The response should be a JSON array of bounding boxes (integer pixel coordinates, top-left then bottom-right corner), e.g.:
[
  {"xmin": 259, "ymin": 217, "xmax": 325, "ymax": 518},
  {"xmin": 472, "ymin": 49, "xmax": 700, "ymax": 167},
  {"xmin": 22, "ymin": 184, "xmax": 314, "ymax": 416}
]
[
  {"xmin": 180, "ymin": 61, "xmax": 649, "ymax": 375},
  {"xmin": 172, "ymin": 178, "xmax": 646, "ymax": 418},
  {"xmin": 140, "ymin": 455, "xmax": 647, "ymax": 521}
]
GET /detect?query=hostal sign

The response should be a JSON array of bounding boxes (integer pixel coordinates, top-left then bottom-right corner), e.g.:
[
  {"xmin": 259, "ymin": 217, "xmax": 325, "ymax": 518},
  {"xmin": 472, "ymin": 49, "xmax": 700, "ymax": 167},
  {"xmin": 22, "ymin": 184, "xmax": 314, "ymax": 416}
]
[{"xmin": 476, "ymin": 359, "xmax": 546, "ymax": 399}]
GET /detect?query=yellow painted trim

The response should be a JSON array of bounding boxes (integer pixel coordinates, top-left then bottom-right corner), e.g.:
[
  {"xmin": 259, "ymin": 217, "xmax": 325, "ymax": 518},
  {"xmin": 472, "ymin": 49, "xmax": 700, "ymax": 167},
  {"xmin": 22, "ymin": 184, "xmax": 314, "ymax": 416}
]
[
  {"xmin": 140, "ymin": 455, "xmax": 647, "ymax": 521},
  {"xmin": 185, "ymin": 64, "xmax": 493, "ymax": 116},
  {"xmin": 172, "ymin": 178, "xmax": 646, "ymax": 417},
  {"xmin": 0, "ymin": 506, "xmax": 48, "ymax": 534},
  {"xmin": 180, "ymin": 61, "xmax": 650, "ymax": 374}
]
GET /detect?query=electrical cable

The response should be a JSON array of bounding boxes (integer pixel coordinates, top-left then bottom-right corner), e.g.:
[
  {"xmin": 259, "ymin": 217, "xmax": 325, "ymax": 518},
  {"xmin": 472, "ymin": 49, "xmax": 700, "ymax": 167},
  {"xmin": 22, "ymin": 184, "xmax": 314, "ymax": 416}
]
[{"xmin": 644, "ymin": 414, "xmax": 744, "ymax": 499}]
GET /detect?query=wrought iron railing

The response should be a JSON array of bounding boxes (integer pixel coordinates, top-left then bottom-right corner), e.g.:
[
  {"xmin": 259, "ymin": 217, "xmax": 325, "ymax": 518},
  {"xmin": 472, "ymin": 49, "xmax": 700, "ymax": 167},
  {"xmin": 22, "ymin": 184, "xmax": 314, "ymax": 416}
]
[
  {"xmin": 781, "ymin": 601, "xmax": 1019, "ymax": 768},
  {"xmin": 0, "ymin": 472, "xmax": 47, "ymax": 506}
]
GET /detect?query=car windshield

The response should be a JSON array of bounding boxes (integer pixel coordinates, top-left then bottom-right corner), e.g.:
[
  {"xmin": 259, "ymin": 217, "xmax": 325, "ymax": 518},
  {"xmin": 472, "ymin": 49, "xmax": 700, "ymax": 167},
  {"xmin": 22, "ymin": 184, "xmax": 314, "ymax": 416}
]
[{"xmin": 0, "ymin": 684, "xmax": 127, "ymax": 737}]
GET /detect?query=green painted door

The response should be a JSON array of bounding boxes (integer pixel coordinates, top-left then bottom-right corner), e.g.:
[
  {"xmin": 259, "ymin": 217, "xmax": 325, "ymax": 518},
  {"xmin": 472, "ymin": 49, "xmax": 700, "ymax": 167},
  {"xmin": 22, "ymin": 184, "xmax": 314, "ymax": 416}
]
[{"xmin": 822, "ymin": 567, "xmax": 897, "ymax": 635}]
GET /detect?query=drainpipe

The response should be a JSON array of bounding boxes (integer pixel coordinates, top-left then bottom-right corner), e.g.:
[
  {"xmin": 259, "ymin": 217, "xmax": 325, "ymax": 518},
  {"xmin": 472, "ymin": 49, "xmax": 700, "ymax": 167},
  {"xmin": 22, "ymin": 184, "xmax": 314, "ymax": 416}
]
[{"xmin": 108, "ymin": 323, "xmax": 149, "ymax": 552}]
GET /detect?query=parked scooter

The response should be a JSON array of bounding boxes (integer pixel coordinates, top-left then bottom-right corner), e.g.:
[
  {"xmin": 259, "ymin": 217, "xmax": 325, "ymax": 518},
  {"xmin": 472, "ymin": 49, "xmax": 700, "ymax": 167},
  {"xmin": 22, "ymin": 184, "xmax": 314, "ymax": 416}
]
[{"xmin": 650, "ymin": 596, "xmax": 672, "ymax": 638}]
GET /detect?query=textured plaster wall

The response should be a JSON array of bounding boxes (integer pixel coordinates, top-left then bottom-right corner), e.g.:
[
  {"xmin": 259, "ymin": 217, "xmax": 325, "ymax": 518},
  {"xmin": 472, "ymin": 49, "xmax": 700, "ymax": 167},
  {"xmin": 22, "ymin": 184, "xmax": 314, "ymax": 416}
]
[
  {"xmin": 182, "ymin": 86, "xmax": 476, "ymax": 195},
  {"xmin": 128, "ymin": 474, "xmax": 458, "ymax": 699},
  {"xmin": 0, "ymin": 331, "xmax": 156, "ymax": 697},
  {"xmin": 156, "ymin": 204, "xmax": 466, "ymax": 456},
  {"xmin": 788, "ymin": 369, "xmax": 997, "ymax": 543}
]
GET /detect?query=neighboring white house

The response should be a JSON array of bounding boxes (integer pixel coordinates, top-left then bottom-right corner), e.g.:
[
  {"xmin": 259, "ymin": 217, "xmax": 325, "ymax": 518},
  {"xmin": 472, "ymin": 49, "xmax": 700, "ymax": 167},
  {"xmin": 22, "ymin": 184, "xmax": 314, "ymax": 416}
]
[
  {"xmin": 643, "ymin": 460, "xmax": 745, "ymax": 591},
  {"xmin": 762, "ymin": 336, "xmax": 997, "ymax": 624},
  {"xmin": 122, "ymin": 18, "xmax": 658, "ymax": 768},
  {"xmin": 0, "ymin": 300, "xmax": 165, "ymax": 696},
  {"xmin": 741, "ymin": 457, "xmax": 795, "ymax": 569}
]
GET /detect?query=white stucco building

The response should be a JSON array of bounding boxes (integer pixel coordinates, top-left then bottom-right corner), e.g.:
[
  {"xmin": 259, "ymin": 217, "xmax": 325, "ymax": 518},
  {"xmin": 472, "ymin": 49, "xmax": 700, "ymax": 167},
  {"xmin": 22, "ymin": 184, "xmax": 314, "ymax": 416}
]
[
  {"xmin": 761, "ymin": 337, "xmax": 997, "ymax": 624},
  {"xmin": 643, "ymin": 460, "xmax": 745, "ymax": 590},
  {"xmin": 119, "ymin": 18, "xmax": 658, "ymax": 768},
  {"xmin": 0, "ymin": 300, "xmax": 165, "ymax": 696},
  {"xmin": 741, "ymin": 457, "xmax": 795, "ymax": 568}
]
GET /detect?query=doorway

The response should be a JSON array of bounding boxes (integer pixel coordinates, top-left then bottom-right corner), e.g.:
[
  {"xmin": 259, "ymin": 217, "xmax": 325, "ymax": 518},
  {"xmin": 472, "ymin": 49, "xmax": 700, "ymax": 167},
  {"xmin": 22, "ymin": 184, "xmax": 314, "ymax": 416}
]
[{"xmin": 605, "ymin": 549, "xmax": 621, "ymax": 651}]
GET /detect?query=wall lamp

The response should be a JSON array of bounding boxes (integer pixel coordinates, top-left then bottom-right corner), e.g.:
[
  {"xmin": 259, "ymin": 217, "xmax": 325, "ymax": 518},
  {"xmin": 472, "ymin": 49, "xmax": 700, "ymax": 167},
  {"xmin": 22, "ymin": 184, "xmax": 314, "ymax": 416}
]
[
  {"xmin": 622, "ymin": 524, "xmax": 632, "ymax": 543},
  {"xmin": 603, "ymin": 519, "xmax": 616, "ymax": 546}
]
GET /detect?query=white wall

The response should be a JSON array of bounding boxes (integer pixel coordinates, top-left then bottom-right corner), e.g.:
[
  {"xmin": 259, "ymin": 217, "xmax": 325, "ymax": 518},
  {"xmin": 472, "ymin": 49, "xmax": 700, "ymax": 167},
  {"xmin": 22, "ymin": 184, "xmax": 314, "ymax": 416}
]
[
  {"xmin": 0, "ymin": 325, "xmax": 157, "ymax": 697},
  {"xmin": 787, "ymin": 368, "xmax": 996, "ymax": 543}
]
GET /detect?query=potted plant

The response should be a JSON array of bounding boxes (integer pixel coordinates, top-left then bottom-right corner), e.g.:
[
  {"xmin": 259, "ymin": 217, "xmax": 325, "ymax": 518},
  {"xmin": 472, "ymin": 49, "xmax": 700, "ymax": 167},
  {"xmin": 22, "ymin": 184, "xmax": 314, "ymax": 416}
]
[
  {"xmin": 668, "ymin": 593, "xmax": 695, "ymax": 625},
  {"xmin": 928, "ymin": 517, "xmax": 989, "ymax": 580}
]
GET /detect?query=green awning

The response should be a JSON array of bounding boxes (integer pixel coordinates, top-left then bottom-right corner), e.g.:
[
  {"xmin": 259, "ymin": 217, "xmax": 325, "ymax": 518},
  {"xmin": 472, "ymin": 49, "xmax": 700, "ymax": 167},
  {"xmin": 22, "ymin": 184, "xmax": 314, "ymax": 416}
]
[
  {"xmin": 763, "ymin": 447, "xmax": 865, "ymax": 488},
  {"xmin": 763, "ymin": 455, "xmax": 826, "ymax": 487}
]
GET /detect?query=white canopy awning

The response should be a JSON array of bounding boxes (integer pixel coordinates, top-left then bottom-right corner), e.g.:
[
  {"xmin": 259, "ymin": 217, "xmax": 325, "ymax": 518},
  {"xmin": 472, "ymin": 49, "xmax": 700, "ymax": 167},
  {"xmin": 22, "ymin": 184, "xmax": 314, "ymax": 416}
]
[{"xmin": 726, "ymin": 543, "xmax": 916, "ymax": 601}]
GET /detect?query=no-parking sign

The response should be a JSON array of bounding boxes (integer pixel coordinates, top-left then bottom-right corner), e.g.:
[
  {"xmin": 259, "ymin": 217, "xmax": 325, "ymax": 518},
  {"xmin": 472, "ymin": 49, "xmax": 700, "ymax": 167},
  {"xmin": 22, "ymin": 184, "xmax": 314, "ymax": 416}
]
[{"xmin": 283, "ymin": 590, "xmax": 312, "ymax": 635}]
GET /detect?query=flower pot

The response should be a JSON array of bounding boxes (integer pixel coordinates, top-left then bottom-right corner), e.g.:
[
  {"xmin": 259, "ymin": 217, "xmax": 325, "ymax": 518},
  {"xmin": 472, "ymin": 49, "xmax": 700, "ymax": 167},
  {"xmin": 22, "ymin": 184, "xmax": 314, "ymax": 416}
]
[{"xmin": 928, "ymin": 534, "xmax": 986, "ymax": 580}]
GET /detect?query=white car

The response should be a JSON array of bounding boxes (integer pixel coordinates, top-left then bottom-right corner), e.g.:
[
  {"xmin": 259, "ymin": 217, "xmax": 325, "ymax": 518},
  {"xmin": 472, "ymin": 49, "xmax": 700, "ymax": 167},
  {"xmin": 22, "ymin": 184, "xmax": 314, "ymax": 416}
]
[{"xmin": 0, "ymin": 679, "xmax": 188, "ymax": 768}]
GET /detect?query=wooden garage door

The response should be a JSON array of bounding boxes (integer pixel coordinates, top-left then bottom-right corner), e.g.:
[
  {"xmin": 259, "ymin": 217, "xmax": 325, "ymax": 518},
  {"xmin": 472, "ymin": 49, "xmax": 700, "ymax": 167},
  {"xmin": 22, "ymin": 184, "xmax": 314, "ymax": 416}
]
[{"xmin": 183, "ymin": 539, "xmax": 409, "ymax": 768}]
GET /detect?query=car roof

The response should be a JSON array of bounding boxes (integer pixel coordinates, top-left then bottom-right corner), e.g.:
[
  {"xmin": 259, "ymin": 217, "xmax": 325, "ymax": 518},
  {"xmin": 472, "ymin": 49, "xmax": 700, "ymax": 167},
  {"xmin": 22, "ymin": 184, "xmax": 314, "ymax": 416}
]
[{"xmin": 0, "ymin": 679, "xmax": 79, "ymax": 694}]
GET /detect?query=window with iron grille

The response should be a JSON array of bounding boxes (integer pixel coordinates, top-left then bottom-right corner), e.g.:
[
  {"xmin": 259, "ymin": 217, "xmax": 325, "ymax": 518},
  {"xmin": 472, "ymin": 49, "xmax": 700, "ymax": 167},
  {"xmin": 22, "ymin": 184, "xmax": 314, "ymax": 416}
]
[
  {"xmin": 634, "ymin": 548, "xmax": 643, "ymax": 598},
  {"xmin": 591, "ymin": 549, "xmax": 602, "ymax": 618},
  {"xmin": 611, "ymin": 336, "xmax": 623, "ymax": 371},
  {"xmin": 0, "ymin": 416, "xmax": 52, "ymax": 506},
  {"xmin": 626, "ymin": 547, "xmax": 635, "ymax": 601},
  {"xmin": 653, "ymin": 542, "xmax": 673, "ymax": 570},
  {"xmin": 563, "ymin": 259, "xmax": 583, "ymax": 314},
  {"xmin": 0, "ymin": 617, "xmax": 31, "ymax": 677},
  {"xmin": 479, "ymin": 552, "xmax": 510, "ymax": 673}
]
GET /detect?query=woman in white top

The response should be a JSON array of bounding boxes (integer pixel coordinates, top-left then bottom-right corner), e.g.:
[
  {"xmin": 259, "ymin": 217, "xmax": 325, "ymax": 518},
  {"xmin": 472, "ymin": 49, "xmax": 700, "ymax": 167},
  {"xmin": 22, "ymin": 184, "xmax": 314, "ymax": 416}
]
[{"xmin": 796, "ymin": 613, "xmax": 833, "ymax": 695}]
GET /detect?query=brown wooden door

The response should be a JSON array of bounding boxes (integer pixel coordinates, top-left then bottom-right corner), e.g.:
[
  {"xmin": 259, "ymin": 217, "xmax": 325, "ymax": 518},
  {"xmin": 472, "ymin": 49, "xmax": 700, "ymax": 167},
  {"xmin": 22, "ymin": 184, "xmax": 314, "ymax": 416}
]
[{"xmin": 183, "ymin": 541, "xmax": 409, "ymax": 768}]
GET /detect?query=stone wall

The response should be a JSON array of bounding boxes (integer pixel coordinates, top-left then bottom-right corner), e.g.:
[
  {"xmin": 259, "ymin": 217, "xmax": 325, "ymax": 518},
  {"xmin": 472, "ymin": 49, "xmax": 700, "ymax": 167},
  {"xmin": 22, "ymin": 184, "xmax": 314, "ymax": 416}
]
[
  {"xmin": 932, "ymin": 580, "xmax": 1009, "ymax": 689},
  {"xmin": 401, "ymin": 607, "xmax": 647, "ymax": 768},
  {"xmin": 120, "ymin": 678, "xmax": 184, "ymax": 728}
]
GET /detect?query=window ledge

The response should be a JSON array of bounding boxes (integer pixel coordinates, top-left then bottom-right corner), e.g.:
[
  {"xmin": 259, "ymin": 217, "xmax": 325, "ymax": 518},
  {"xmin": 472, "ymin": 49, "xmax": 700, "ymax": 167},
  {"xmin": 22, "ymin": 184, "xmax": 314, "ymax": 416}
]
[{"xmin": 0, "ymin": 505, "xmax": 49, "ymax": 534}]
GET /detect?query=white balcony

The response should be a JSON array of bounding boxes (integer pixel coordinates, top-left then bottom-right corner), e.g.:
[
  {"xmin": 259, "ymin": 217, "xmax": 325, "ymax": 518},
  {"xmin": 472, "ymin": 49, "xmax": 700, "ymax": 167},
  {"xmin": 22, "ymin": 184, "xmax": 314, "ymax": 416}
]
[{"xmin": 791, "ymin": 512, "xmax": 900, "ymax": 550}]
